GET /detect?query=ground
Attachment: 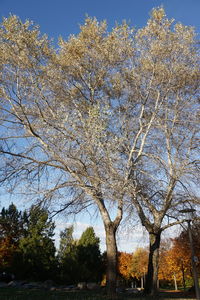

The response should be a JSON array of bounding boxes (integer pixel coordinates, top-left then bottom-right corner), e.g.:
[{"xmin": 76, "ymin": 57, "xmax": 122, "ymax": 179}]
[{"xmin": 0, "ymin": 287, "xmax": 196, "ymax": 300}]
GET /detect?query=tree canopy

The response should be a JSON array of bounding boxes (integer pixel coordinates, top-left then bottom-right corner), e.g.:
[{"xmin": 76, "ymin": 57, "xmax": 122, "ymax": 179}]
[{"xmin": 0, "ymin": 7, "xmax": 199, "ymax": 296}]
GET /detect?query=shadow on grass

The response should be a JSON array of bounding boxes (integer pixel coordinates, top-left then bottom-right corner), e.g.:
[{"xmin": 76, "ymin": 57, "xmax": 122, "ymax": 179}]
[{"xmin": 0, "ymin": 287, "xmax": 196, "ymax": 300}]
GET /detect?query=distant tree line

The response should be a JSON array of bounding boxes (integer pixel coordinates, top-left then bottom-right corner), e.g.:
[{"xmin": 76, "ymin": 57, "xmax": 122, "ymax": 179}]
[
  {"xmin": 0, "ymin": 203, "xmax": 199, "ymax": 288},
  {"xmin": 0, "ymin": 203, "xmax": 103, "ymax": 283}
]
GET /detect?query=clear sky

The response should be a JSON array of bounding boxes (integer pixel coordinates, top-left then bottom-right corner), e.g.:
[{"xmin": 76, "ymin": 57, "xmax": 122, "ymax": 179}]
[
  {"xmin": 1, "ymin": 0, "xmax": 200, "ymax": 43},
  {"xmin": 0, "ymin": 0, "xmax": 199, "ymax": 252}
]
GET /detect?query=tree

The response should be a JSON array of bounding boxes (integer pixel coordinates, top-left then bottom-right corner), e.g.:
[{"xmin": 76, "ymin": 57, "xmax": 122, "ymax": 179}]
[
  {"xmin": 159, "ymin": 222, "xmax": 200, "ymax": 291},
  {"xmin": 77, "ymin": 227, "xmax": 103, "ymax": 282},
  {"xmin": 158, "ymin": 240, "xmax": 183, "ymax": 290},
  {"xmin": 117, "ymin": 251, "xmax": 133, "ymax": 283},
  {"xmin": 158, "ymin": 241, "xmax": 174, "ymax": 288},
  {"xmin": 58, "ymin": 225, "xmax": 74, "ymax": 259},
  {"xmin": 0, "ymin": 203, "xmax": 26, "ymax": 272},
  {"xmin": 58, "ymin": 226, "xmax": 103, "ymax": 283},
  {"xmin": 168, "ymin": 221, "xmax": 200, "ymax": 289},
  {"xmin": 78, "ymin": 226, "xmax": 99, "ymax": 247},
  {"xmin": 17, "ymin": 205, "xmax": 56, "ymax": 280},
  {"xmin": 124, "ymin": 8, "xmax": 200, "ymax": 295},
  {"xmin": 0, "ymin": 14, "xmax": 132, "ymax": 297},
  {"xmin": 0, "ymin": 8, "xmax": 199, "ymax": 297},
  {"xmin": 131, "ymin": 248, "xmax": 148, "ymax": 288},
  {"xmin": 0, "ymin": 203, "xmax": 26, "ymax": 242},
  {"xmin": 0, "ymin": 236, "xmax": 16, "ymax": 271},
  {"xmin": 0, "ymin": 203, "xmax": 56, "ymax": 279},
  {"xmin": 58, "ymin": 225, "xmax": 81, "ymax": 283},
  {"xmin": 163, "ymin": 239, "xmax": 190, "ymax": 290}
]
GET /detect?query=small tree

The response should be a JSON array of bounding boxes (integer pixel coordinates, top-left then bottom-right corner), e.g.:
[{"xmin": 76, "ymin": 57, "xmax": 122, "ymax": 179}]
[{"xmin": 163, "ymin": 240, "xmax": 190, "ymax": 290}]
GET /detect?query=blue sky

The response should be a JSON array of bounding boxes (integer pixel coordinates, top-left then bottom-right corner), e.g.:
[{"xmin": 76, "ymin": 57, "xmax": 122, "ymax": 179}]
[
  {"xmin": 0, "ymin": 0, "xmax": 199, "ymax": 252},
  {"xmin": 1, "ymin": 0, "xmax": 200, "ymax": 43}
]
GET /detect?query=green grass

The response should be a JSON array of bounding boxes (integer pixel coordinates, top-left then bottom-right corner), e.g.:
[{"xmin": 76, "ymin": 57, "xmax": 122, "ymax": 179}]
[{"xmin": 0, "ymin": 287, "xmax": 196, "ymax": 300}]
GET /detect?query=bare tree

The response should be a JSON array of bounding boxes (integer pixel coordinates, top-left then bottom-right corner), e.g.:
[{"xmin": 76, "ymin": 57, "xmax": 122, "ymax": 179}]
[
  {"xmin": 0, "ymin": 15, "xmax": 135, "ymax": 298},
  {"xmin": 121, "ymin": 8, "xmax": 200, "ymax": 295},
  {"xmin": 0, "ymin": 8, "xmax": 199, "ymax": 297}
]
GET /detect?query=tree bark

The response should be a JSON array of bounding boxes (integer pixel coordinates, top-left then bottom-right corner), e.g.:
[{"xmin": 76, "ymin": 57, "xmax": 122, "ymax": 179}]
[
  {"xmin": 105, "ymin": 224, "xmax": 118, "ymax": 299},
  {"xmin": 144, "ymin": 231, "xmax": 161, "ymax": 295},
  {"xmin": 94, "ymin": 194, "xmax": 122, "ymax": 299}
]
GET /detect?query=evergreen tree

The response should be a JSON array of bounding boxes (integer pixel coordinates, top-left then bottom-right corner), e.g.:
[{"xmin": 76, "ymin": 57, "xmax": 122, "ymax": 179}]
[
  {"xmin": 17, "ymin": 205, "xmax": 56, "ymax": 280},
  {"xmin": 78, "ymin": 226, "xmax": 100, "ymax": 247},
  {"xmin": 0, "ymin": 203, "xmax": 26, "ymax": 242},
  {"xmin": 0, "ymin": 203, "xmax": 26, "ymax": 272},
  {"xmin": 77, "ymin": 227, "xmax": 103, "ymax": 282},
  {"xmin": 58, "ymin": 225, "xmax": 74, "ymax": 258},
  {"xmin": 58, "ymin": 225, "xmax": 79, "ymax": 284},
  {"xmin": 58, "ymin": 226, "xmax": 103, "ymax": 283}
]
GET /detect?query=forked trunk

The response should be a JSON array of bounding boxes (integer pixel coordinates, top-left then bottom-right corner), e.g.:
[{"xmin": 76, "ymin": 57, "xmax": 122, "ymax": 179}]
[
  {"xmin": 144, "ymin": 231, "xmax": 161, "ymax": 295},
  {"xmin": 105, "ymin": 225, "xmax": 118, "ymax": 299}
]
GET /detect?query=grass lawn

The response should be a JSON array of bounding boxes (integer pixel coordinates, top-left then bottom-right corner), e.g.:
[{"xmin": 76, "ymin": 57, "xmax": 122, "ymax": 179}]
[{"xmin": 0, "ymin": 287, "xmax": 196, "ymax": 300}]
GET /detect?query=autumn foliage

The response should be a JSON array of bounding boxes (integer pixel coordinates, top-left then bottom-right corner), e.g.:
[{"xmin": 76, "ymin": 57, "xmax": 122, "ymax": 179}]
[
  {"xmin": 131, "ymin": 248, "xmax": 148, "ymax": 280},
  {"xmin": 0, "ymin": 237, "xmax": 17, "ymax": 270},
  {"xmin": 117, "ymin": 252, "xmax": 133, "ymax": 281},
  {"xmin": 117, "ymin": 223, "xmax": 200, "ymax": 289},
  {"xmin": 159, "ymin": 224, "xmax": 200, "ymax": 289}
]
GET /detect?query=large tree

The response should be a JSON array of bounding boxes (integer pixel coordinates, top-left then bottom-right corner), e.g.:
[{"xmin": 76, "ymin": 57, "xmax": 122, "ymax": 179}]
[
  {"xmin": 0, "ymin": 7, "xmax": 199, "ymax": 297},
  {"xmin": 0, "ymin": 14, "xmax": 132, "ymax": 297},
  {"xmin": 125, "ymin": 8, "xmax": 200, "ymax": 295}
]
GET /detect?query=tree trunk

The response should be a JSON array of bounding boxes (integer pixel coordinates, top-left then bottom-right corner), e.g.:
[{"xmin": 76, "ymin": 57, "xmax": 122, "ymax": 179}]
[
  {"xmin": 105, "ymin": 224, "xmax": 118, "ymax": 299},
  {"xmin": 174, "ymin": 273, "xmax": 178, "ymax": 291},
  {"xmin": 181, "ymin": 263, "xmax": 186, "ymax": 291},
  {"xmin": 141, "ymin": 276, "xmax": 144, "ymax": 289},
  {"xmin": 144, "ymin": 231, "xmax": 161, "ymax": 295}
]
